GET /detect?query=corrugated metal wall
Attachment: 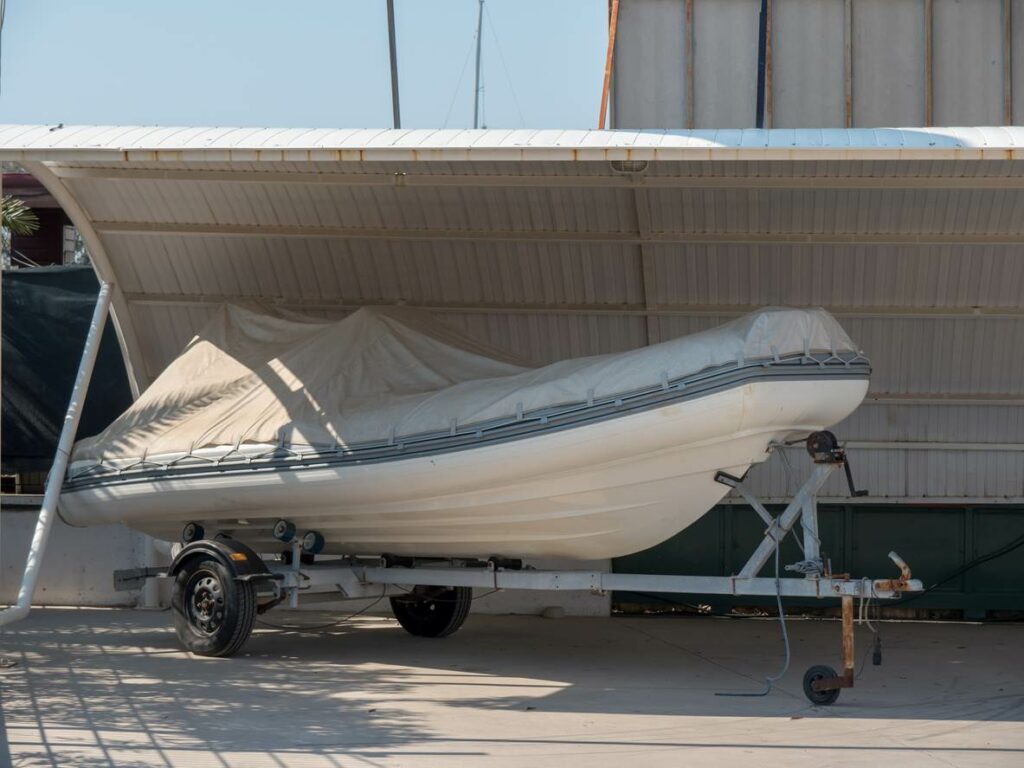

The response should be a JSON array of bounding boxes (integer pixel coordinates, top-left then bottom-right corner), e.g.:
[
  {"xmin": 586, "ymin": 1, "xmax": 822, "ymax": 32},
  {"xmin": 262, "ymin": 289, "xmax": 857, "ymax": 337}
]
[
  {"xmin": 608, "ymin": 4, "xmax": 1024, "ymax": 505},
  {"xmin": 613, "ymin": 0, "xmax": 1022, "ymax": 129},
  {"xmin": 608, "ymin": 3, "xmax": 1023, "ymax": 604}
]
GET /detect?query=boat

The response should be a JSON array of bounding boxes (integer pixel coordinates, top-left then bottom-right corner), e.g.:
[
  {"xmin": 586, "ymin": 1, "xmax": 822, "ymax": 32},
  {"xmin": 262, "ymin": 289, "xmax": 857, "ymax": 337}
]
[{"xmin": 58, "ymin": 304, "xmax": 869, "ymax": 560}]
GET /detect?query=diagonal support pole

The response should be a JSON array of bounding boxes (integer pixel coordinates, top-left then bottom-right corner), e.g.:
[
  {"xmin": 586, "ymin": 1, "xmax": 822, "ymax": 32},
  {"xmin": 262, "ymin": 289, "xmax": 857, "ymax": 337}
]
[{"xmin": 0, "ymin": 281, "xmax": 113, "ymax": 627}]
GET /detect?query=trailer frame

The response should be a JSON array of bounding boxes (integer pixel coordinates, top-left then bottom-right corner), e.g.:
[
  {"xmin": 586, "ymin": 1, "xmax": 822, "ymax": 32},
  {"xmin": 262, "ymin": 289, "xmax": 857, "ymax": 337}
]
[{"xmin": 115, "ymin": 436, "xmax": 922, "ymax": 704}]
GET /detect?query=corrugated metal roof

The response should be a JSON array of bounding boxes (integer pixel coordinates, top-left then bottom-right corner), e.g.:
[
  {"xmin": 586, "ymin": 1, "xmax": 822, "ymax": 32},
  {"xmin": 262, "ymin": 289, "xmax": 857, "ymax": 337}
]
[
  {"xmin": 4, "ymin": 124, "xmax": 1024, "ymax": 160},
  {"xmin": 3, "ymin": 123, "xmax": 1023, "ymax": 501}
]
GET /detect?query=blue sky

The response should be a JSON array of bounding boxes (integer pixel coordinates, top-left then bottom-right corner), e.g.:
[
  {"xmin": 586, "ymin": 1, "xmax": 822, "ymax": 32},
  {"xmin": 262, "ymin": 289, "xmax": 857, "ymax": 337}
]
[{"xmin": 0, "ymin": 1, "xmax": 607, "ymax": 129}]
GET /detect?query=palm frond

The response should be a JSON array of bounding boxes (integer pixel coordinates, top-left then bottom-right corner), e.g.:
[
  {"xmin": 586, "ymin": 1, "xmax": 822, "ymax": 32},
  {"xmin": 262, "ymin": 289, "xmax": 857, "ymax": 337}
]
[{"xmin": 1, "ymin": 195, "xmax": 41, "ymax": 236}]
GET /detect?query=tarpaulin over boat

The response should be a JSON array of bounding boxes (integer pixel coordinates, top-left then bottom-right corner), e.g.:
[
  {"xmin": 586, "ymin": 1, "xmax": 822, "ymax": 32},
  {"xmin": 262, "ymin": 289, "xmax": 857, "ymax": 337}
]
[{"xmin": 70, "ymin": 305, "xmax": 860, "ymax": 469}]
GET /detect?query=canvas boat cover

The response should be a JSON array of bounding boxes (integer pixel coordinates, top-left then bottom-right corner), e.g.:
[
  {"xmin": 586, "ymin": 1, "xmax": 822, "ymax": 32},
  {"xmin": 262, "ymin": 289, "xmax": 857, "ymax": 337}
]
[{"xmin": 70, "ymin": 305, "xmax": 861, "ymax": 470}]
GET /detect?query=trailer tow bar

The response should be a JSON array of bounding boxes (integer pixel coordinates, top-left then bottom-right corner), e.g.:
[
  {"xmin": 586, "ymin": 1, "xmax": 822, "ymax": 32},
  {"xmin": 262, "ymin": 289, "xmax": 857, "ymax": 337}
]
[{"xmin": 715, "ymin": 432, "xmax": 921, "ymax": 704}]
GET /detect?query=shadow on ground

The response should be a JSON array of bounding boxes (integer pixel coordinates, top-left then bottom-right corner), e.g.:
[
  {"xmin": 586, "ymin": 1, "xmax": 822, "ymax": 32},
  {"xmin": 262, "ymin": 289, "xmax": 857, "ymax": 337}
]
[{"xmin": 1, "ymin": 609, "xmax": 1022, "ymax": 767}]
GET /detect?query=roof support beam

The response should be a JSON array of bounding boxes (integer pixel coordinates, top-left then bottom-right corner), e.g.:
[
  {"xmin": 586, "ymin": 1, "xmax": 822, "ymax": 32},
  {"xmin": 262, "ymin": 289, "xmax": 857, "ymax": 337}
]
[
  {"xmin": 48, "ymin": 164, "xmax": 1024, "ymax": 190},
  {"xmin": 121, "ymin": 293, "xmax": 1024, "ymax": 320},
  {"xmin": 96, "ymin": 220, "xmax": 1024, "ymax": 246},
  {"xmin": 631, "ymin": 185, "xmax": 660, "ymax": 344}
]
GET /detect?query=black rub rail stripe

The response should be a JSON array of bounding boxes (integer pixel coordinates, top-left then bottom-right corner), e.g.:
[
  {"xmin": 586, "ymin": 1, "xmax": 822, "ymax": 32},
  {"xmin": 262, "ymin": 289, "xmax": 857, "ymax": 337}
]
[{"xmin": 64, "ymin": 357, "xmax": 869, "ymax": 491}]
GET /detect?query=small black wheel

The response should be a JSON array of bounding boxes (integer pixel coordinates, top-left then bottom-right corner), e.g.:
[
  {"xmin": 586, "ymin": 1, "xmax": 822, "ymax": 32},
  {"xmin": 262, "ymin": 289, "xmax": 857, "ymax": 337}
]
[
  {"xmin": 182, "ymin": 521, "xmax": 205, "ymax": 543},
  {"xmin": 272, "ymin": 519, "xmax": 296, "ymax": 542},
  {"xmin": 390, "ymin": 586, "xmax": 472, "ymax": 638},
  {"xmin": 301, "ymin": 530, "xmax": 325, "ymax": 554},
  {"xmin": 803, "ymin": 664, "xmax": 841, "ymax": 705},
  {"xmin": 171, "ymin": 556, "xmax": 256, "ymax": 657}
]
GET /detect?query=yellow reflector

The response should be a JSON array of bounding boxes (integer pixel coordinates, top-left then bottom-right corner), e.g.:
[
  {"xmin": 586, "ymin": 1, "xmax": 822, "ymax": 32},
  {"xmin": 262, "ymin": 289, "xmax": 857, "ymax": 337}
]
[{"xmin": 229, "ymin": 552, "xmax": 248, "ymax": 561}]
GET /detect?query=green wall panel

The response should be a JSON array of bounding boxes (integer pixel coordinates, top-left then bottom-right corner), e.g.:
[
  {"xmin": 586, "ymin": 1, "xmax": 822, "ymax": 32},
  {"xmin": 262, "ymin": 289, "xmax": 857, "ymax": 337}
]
[
  {"xmin": 613, "ymin": 504, "xmax": 1024, "ymax": 616},
  {"xmin": 967, "ymin": 510, "xmax": 1024, "ymax": 596},
  {"xmin": 851, "ymin": 509, "xmax": 965, "ymax": 596}
]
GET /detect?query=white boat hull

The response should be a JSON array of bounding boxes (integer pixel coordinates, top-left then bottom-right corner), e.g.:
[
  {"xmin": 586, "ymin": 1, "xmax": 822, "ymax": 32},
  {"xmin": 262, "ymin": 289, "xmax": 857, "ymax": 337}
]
[{"xmin": 59, "ymin": 379, "xmax": 867, "ymax": 560}]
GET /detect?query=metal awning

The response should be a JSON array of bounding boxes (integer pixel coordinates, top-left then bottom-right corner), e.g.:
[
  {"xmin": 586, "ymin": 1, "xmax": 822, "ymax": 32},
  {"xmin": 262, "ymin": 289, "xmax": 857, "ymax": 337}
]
[
  {"xmin": 4, "ymin": 123, "xmax": 1024, "ymax": 392},
  {"xmin": 3, "ymin": 124, "xmax": 1024, "ymax": 502},
  {"xmin": 3, "ymin": 125, "xmax": 1024, "ymax": 160}
]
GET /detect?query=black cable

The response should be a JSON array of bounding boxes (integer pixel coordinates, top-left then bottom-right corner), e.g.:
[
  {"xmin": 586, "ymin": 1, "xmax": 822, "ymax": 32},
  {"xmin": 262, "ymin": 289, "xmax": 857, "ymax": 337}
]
[
  {"xmin": 854, "ymin": 595, "xmax": 880, "ymax": 679},
  {"xmin": 391, "ymin": 588, "xmax": 500, "ymax": 604},
  {"xmin": 255, "ymin": 589, "xmax": 387, "ymax": 632},
  {"xmin": 899, "ymin": 530, "xmax": 1024, "ymax": 605}
]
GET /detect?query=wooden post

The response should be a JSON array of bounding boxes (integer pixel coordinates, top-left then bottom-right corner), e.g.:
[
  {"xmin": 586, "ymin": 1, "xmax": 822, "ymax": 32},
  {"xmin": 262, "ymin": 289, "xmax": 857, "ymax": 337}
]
[{"xmin": 598, "ymin": 0, "xmax": 621, "ymax": 129}]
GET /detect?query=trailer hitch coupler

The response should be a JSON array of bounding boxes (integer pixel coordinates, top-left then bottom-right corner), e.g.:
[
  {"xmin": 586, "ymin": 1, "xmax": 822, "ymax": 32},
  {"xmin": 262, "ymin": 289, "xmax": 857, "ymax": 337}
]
[{"xmin": 888, "ymin": 551, "xmax": 911, "ymax": 581}]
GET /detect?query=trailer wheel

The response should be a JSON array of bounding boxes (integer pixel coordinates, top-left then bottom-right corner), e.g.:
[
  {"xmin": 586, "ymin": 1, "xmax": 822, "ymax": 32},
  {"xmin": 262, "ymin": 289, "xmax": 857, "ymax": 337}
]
[
  {"xmin": 172, "ymin": 556, "xmax": 256, "ymax": 657},
  {"xmin": 390, "ymin": 586, "xmax": 472, "ymax": 638},
  {"xmin": 802, "ymin": 664, "xmax": 841, "ymax": 706}
]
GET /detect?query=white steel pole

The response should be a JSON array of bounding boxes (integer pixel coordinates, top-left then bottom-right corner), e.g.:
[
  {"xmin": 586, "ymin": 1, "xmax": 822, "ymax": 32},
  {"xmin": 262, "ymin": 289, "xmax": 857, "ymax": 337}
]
[{"xmin": 0, "ymin": 281, "xmax": 113, "ymax": 627}]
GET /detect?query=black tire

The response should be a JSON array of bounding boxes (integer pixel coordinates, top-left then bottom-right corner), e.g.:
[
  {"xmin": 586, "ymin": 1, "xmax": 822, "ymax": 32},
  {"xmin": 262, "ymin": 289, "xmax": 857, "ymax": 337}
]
[
  {"xmin": 802, "ymin": 664, "xmax": 842, "ymax": 705},
  {"xmin": 172, "ymin": 556, "xmax": 256, "ymax": 657},
  {"xmin": 390, "ymin": 586, "xmax": 472, "ymax": 638}
]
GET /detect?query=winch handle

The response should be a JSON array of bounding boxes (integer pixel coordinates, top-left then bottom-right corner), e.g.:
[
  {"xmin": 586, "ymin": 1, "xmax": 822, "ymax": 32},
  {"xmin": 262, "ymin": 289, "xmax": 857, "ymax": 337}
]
[{"xmin": 843, "ymin": 455, "xmax": 869, "ymax": 497}]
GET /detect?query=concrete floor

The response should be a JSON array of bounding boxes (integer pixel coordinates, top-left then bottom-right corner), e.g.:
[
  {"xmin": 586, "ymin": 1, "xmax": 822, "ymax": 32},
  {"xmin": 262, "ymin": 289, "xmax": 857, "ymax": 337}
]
[{"xmin": 0, "ymin": 609, "xmax": 1021, "ymax": 767}]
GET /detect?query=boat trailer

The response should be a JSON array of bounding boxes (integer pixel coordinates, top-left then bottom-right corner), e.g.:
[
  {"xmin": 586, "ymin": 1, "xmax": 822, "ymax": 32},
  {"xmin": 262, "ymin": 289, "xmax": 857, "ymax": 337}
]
[
  {"xmin": 111, "ymin": 431, "xmax": 922, "ymax": 705},
  {"xmin": 0, "ymin": 281, "xmax": 922, "ymax": 703}
]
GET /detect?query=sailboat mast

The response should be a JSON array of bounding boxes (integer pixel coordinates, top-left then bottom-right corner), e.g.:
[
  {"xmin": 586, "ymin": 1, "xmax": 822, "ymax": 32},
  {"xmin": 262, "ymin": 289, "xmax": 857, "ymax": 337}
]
[
  {"xmin": 473, "ymin": 0, "xmax": 484, "ymax": 128},
  {"xmin": 386, "ymin": 0, "xmax": 401, "ymax": 129}
]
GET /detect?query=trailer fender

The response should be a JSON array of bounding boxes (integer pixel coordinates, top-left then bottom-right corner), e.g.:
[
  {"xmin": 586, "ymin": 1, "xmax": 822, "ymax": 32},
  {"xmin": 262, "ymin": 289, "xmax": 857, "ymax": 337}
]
[{"xmin": 169, "ymin": 537, "xmax": 276, "ymax": 584}]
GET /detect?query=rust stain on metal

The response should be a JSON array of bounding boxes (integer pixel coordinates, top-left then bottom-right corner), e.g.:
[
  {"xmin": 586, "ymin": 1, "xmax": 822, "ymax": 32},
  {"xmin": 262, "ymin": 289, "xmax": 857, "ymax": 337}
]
[
  {"xmin": 885, "ymin": 550, "xmax": 913, "ymax": 589},
  {"xmin": 841, "ymin": 595, "xmax": 855, "ymax": 680},
  {"xmin": 874, "ymin": 554, "xmax": 914, "ymax": 594}
]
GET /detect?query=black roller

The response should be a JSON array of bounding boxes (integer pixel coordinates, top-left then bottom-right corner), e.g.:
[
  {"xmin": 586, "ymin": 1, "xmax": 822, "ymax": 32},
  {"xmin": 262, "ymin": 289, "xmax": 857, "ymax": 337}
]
[
  {"xmin": 301, "ymin": 530, "xmax": 325, "ymax": 555},
  {"xmin": 181, "ymin": 521, "xmax": 205, "ymax": 543},
  {"xmin": 272, "ymin": 519, "xmax": 296, "ymax": 542}
]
